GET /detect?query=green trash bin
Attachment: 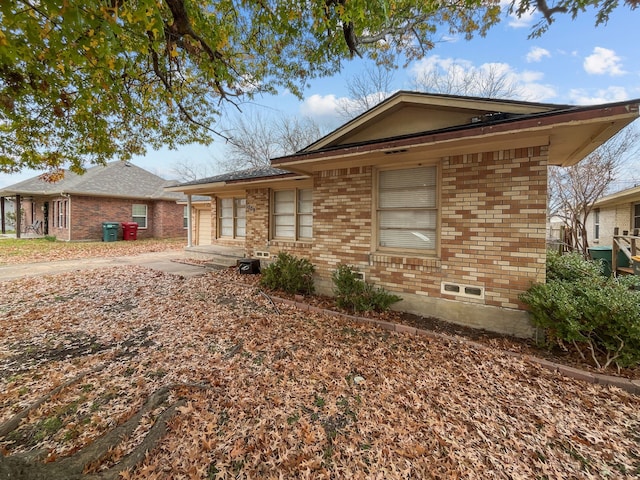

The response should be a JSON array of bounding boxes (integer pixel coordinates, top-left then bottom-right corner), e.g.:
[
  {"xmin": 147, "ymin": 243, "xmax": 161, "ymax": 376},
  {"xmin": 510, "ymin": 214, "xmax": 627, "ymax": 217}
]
[
  {"xmin": 588, "ymin": 246, "xmax": 630, "ymax": 276},
  {"xmin": 102, "ymin": 222, "xmax": 119, "ymax": 242}
]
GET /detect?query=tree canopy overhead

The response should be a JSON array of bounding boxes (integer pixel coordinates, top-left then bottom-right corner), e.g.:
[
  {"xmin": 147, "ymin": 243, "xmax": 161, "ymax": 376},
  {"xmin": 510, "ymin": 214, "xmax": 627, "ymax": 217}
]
[
  {"xmin": 0, "ymin": 0, "xmax": 636, "ymax": 176},
  {"xmin": 0, "ymin": 0, "xmax": 501, "ymax": 176}
]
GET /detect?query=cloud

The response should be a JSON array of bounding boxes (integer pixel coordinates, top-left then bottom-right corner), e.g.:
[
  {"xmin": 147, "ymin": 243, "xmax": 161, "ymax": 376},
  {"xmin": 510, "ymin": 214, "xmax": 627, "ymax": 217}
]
[
  {"xmin": 526, "ymin": 47, "xmax": 551, "ymax": 63},
  {"xmin": 299, "ymin": 94, "xmax": 340, "ymax": 117},
  {"xmin": 499, "ymin": 0, "xmax": 537, "ymax": 28},
  {"xmin": 568, "ymin": 86, "xmax": 629, "ymax": 105},
  {"xmin": 583, "ymin": 47, "xmax": 626, "ymax": 76}
]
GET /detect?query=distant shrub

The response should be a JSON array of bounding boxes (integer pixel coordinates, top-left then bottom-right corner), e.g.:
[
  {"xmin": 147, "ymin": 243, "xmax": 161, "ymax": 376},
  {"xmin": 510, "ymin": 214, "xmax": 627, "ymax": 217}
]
[
  {"xmin": 259, "ymin": 252, "xmax": 315, "ymax": 295},
  {"xmin": 44, "ymin": 235, "xmax": 57, "ymax": 242},
  {"xmin": 520, "ymin": 251, "xmax": 640, "ymax": 369},
  {"xmin": 332, "ymin": 264, "xmax": 402, "ymax": 313}
]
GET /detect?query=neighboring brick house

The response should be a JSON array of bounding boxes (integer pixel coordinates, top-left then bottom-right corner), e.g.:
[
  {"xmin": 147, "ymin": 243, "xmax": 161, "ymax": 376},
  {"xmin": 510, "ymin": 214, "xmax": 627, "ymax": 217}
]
[
  {"xmin": 0, "ymin": 162, "xmax": 188, "ymax": 241},
  {"xmin": 586, "ymin": 184, "xmax": 640, "ymax": 246},
  {"xmin": 168, "ymin": 92, "xmax": 639, "ymax": 337}
]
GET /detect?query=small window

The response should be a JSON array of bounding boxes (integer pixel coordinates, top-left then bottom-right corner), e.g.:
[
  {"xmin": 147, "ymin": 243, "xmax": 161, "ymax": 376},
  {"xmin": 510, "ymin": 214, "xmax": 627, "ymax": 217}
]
[
  {"xmin": 132, "ymin": 204, "xmax": 147, "ymax": 229},
  {"xmin": 183, "ymin": 206, "xmax": 189, "ymax": 229},
  {"xmin": 218, "ymin": 197, "xmax": 246, "ymax": 238},
  {"xmin": 594, "ymin": 208, "xmax": 600, "ymax": 240},
  {"xmin": 272, "ymin": 189, "xmax": 312, "ymax": 240},
  {"xmin": 634, "ymin": 204, "xmax": 640, "ymax": 230}
]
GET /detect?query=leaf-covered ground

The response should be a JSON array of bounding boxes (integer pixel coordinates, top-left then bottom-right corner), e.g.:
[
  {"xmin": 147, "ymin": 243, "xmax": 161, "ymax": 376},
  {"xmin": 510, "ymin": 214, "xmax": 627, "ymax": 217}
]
[
  {"xmin": 1, "ymin": 267, "xmax": 639, "ymax": 479},
  {"xmin": 0, "ymin": 238, "xmax": 185, "ymax": 265}
]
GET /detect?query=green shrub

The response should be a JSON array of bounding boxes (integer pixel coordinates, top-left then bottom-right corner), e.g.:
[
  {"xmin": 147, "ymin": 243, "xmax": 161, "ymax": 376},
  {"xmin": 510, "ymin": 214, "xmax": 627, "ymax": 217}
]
[
  {"xmin": 259, "ymin": 252, "xmax": 315, "ymax": 295},
  {"xmin": 546, "ymin": 250, "xmax": 603, "ymax": 281},
  {"xmin": 44, "ymin": 235, "xmax": 57, "ymax": 242},
  {"xmin": 520, "ymin": 253, "xmax": 640, "ymax": 369},
  {"xmin": 332, "ymin": 264, "xmax": 402, "ymax": 313}
]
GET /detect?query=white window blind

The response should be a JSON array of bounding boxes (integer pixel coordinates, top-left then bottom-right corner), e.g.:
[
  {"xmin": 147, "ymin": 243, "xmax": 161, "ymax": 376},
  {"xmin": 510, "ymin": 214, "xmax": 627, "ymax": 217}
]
[
  {"xmin": 273, "ymin": 189, "xmax": 312, "ymax": 239},
  {"xmin": 297, "ymin": 189, "xmax": 313, "ymax": 239},
  {"xmin": 235, "ymin": 198, "xmax": 246, "ymax": 238},
  {"xmin": 220, "ymin": 198, "xmax": 234, "ymax": 237},
  {"xmin": 378, "ymin": 166, "xmax": 437, "ymax": 250},
  {"xmin": 132, "ymin": 204, "xmax": 147, "ymax": 229}
]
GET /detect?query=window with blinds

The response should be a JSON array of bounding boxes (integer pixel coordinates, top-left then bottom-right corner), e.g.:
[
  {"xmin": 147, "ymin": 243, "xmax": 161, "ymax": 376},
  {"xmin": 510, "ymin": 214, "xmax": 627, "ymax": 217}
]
[
  {"xmin": 219, "ymin": 197, "xmax": 246, "ymax": 238},
  {"xmin": 378, "ymin": 166, "xmax": 437, "ymax": 251},
  {"xmin": 132, "ymin": 204, "xmax": 147, "ymax": 229},
  {"xmin": 273, "ymin": 189, "xmax": 312, "ymax": 240}
]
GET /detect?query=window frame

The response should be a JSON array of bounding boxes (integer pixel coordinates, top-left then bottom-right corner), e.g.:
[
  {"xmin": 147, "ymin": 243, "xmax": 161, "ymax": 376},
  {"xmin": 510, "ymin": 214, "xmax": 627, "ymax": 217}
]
[
  {"xmin": 271, "ymin": 188, "xmax": 313, "ymax": 241},
  {"xmin": 633, "ymin": 203, "xmax": 640, "ymax": 230},
  {"xmin": 132, "ymin": 204, "xmax": 148, "ymax": 229},
  {"xmin": 374, "ymin": 164, "xmax": 439, "ymax": 255},
  {"xmin": 183, "ymin": 205, "xmax": 189, "ymax": 229},
  {"xmin": 593, "ymin": 208, "xmax": 600, "ymax": 240},
  {"xmin": 217, "ymin": 196, "xmax": 246, "ymax": 239}
]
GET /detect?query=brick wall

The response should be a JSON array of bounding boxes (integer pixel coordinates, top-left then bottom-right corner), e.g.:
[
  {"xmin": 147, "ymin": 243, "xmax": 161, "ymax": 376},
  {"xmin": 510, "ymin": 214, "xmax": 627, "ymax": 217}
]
[
  {"xmin": 280, "ymin": 147, "xmax": 547, "ymax": 313},
  {"xmin": 311, "ymin": 166, "xmax": 373, "ymax": 277},
  {"xmin": 68, "ymin": 196, "xmax": 186, "ymax": 241}
]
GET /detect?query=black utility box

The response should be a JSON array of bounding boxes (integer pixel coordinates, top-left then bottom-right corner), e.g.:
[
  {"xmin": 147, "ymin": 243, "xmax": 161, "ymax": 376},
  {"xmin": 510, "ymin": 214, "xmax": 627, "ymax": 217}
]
[{"xmin": 238, "ymin": 258, "xmax": 261, "ymax": 274}]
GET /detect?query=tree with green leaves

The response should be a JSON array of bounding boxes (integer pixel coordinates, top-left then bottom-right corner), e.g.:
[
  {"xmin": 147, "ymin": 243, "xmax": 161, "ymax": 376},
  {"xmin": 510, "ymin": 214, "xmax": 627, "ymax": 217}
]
[
  {"xmin": 0, "ymin": 0, "xmax": 501, "ymax": 178},
  {"xmin": 1, "ymin": 0, "xmax": 636, "ymax": 177}
]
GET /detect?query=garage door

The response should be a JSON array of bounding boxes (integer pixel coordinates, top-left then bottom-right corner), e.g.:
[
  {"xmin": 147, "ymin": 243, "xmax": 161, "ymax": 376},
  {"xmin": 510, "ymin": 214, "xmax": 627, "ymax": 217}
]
[{"xmin": 197, "ymin": 209, "xmax": 212, "ymax": 246}]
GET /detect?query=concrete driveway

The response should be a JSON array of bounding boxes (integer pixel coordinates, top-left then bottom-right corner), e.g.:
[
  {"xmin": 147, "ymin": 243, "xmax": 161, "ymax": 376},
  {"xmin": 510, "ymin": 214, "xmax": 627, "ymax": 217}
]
[{"xmin": 0, "ymin": 251, "xmax": 214, "ymax": 282}]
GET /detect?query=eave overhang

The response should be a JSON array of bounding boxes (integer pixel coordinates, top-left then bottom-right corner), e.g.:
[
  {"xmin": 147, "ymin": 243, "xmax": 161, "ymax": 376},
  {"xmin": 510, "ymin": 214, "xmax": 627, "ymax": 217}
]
[
  {"xmin": 273, "ymin": 102, "xmax": 640, "ymax": 174},
  {"xmin": 165, "ymin": 172, "xmax": 308, "ymax": 195},
  {"xmin": 594, "ymin": 185, "xmax": 640, "ymax": 208}
]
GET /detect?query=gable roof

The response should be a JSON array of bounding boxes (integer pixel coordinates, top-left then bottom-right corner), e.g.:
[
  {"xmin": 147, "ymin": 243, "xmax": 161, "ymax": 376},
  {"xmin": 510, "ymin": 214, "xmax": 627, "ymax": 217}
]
[
  {"xmin": 0, "ymin": 162, "xmax": 183, "ymax": 201},
  {"xmin": 304, "ymin": 91, "xmax": 566, "ymax": 152},
  {"xmin": 168, "ymin": 92, "xmax": 640, "ymax": 194},
  {"xmin": 274, "ymin": 94, "xmax": 639, "ymax": 172}
]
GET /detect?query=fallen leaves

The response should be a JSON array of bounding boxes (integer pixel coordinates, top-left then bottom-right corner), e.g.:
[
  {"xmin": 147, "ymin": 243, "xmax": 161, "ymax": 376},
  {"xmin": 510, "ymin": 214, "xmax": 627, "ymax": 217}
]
[
  {"xmin": 0, "ymin": 238, "xmax": 185, "ymax": 266},
  {"xmin": 1, "ymin": 266, "xmax": 639, "ymax": 478}
]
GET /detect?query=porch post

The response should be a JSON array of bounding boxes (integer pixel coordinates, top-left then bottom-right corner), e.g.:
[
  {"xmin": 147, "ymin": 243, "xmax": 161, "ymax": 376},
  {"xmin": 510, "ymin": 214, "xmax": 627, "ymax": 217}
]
[
  {"xmin": 1, "ymin": 196, "xmax": 5, "ymax": 234},
  {"xmin": 186, "ymin": 194, "xmax": 193, "ymax": 248},
  {"xmin": 15, "ymin": 194, "xmax": 21, "ymax": 239}
]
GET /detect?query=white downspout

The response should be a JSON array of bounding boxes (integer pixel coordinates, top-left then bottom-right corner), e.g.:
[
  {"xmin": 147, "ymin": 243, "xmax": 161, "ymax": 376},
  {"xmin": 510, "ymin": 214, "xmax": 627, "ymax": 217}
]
[{"xmin": 186, "ymin": 194, "xmax": 193, "ymax": 247}]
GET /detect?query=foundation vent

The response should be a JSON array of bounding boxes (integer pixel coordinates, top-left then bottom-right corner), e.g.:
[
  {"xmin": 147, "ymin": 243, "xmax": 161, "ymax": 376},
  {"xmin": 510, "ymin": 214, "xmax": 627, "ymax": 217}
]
[
  {"xmin": 440, "ymin": 282, "xmax": 485, "ymax": 300},
  {"xmin": 255, "ymin": 251, "xmax": 270, "ymax": 258}
]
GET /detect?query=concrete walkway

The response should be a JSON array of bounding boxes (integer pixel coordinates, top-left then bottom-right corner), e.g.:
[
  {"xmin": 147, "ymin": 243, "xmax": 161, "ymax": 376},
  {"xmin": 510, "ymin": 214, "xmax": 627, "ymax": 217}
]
[{"xmin": 0, "ymin": 251, "xmax": 214, "ymax": 282}]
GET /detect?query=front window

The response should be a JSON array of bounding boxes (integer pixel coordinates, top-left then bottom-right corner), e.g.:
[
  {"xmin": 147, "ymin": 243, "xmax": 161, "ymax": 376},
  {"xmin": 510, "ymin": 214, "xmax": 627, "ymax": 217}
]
[
  {"xmin": 594, "ymin": 208, "xmax": 600, "ymax": 240},
  {"xmin": 272, "ymin": 189, "xmax": 312, "ymax": 240},
  {"xmin": 132, "ymin": 204, "xmax": 147, "ymax": 229},
  {"xmin": 634, "ymin": 204, "xmax": 640, "ymax": 230},
  {"xmin": 183, "ymin": 206, "xmax": 189, "ymax": 229},
  {"xmin": 55, "ymin": 200, "xmax": 68, "ymax": 229},
  {"xmin": 218, "ymin": 197, "xmax": 246, "ymax": 238},
  {"xmin": 377, "ymin": 166, "xmax": 437, "ymax": 251}
]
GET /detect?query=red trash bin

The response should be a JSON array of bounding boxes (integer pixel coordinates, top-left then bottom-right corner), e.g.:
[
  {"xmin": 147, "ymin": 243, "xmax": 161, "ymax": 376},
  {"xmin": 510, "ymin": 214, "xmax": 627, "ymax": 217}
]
[{"xmin": 121, "ymin": 222, "xmax": 139, "ymax": 241}]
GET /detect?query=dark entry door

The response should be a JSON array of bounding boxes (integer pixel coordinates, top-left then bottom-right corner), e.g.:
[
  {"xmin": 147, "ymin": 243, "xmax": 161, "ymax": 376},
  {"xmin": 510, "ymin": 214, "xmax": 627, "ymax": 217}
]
[{"xmin": 43, "ymin": 202, "xmax": 49, "ymax": 235}]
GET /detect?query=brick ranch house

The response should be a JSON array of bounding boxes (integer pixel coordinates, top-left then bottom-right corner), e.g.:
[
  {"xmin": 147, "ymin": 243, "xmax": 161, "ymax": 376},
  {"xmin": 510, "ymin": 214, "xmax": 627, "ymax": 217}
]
[
  {"xmin": 168, "ymin": 92, "xmax": 640, "ymax": 337},
  {"xmin": 0, "ymin": 161, "xmax": 188, "ymax": 241}
]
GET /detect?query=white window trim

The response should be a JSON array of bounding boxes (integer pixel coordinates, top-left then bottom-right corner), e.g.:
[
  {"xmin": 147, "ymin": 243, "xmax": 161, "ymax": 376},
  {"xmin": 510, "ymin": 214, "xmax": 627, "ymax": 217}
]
[{"xmin": 132, "ymin": 204, "xmax": 148, "ymax": 229}]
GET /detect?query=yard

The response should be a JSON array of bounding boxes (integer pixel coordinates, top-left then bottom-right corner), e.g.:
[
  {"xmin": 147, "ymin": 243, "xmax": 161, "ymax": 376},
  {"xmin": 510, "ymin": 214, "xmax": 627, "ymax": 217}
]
[
  {"xmin": 0, "ymin": 237, "xmax": 185, "ymax": 265},
  {"xmin": 1, "ymin": 255, "xmax": 639, "ymax": 478}
]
